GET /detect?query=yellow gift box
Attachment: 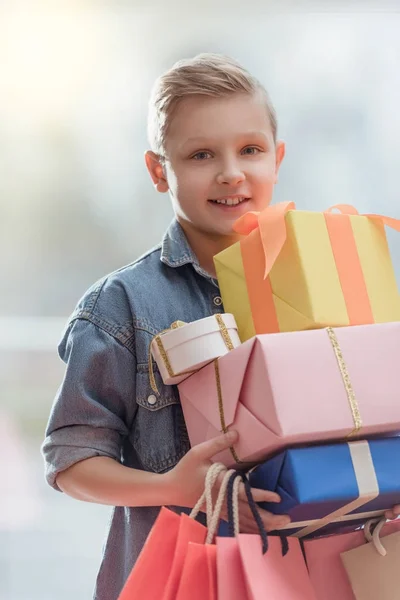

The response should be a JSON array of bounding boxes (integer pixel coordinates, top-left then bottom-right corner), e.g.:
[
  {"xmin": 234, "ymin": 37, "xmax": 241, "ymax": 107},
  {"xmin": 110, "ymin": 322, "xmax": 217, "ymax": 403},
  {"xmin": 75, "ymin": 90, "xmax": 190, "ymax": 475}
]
[{"xmin": 214, "ymin": 202, "xmax": 400, "ymax": 341}]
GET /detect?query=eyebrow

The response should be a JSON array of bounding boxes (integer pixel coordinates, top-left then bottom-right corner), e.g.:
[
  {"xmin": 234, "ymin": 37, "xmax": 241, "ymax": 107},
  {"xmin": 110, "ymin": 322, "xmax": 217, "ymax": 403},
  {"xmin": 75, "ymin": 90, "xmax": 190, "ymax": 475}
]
[{"xmin": 180, "ymin": 131, "xmax": 270, "ymax": 150}]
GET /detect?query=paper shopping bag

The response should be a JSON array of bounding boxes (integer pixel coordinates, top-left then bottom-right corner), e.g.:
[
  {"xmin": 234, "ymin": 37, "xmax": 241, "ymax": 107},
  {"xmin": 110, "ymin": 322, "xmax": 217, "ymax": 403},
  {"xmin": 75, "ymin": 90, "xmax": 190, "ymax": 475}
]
[
  {"xmin": 216, "ymin": 466, "xmax": 314, "ymax": 599},
  {"xmin": 163, "ymin": 513, "xmax": 207, "ymax": 600},
  {"xmin": 118, "ymin": 462, "xmax": 232, "ymax": 600},
  {"xmin": 238, "ymin": 534, "xmax": 317, "ymax": 600},
  {"xmin": 216, "ymin": 537, "xmax": 250, "ymax": 600},
  {"xmin": 171, "ymin": 465, "xmax": 243, "ymax": 600},
  {"xmin": 175, "ymin": 541, "xmax": 217, "ymax": 600},
  {"xmin": 303, "ymin": 531, "xmax": 360, "ymax": 600},
  {"xmin": 341, "ymin": 521, "xmax": 400, "ymax": 599},
  {"xmin": 303, "ymin": 519, "xmax": 400, "ymax": 600},
  {"xmin": 118, "ymin": 507, "xmax": 183, "ymax": 599},
  {"xmin": 118, "ymin": 508, "xmax": 206, "ymax": 599}
]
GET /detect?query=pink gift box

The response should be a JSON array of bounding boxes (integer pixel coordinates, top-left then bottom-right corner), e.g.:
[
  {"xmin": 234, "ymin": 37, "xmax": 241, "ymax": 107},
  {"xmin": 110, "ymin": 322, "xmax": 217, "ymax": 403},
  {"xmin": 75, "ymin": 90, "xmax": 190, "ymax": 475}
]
[{"xmin": 178, "ymin": 323, "xmax": 400, "ymax": 466}]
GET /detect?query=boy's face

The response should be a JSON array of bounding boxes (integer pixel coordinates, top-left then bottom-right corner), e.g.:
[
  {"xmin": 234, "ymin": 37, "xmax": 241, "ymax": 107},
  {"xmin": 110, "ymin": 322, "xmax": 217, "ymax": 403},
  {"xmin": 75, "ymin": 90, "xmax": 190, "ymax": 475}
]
[{"xmin": 146, "ymin": 92, "xmax": 285, "ymax": 237}]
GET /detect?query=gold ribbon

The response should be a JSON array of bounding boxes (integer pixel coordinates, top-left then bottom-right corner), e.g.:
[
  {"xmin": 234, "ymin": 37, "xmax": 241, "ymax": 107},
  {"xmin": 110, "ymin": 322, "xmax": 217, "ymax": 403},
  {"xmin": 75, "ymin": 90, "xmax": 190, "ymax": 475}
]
[
  {"xmin": 214, "ymin": 358, "xmax": 242, "ymax": 464},
  {"xmin": 149, "ymin": 314, "xmax": 235, "ymax": 395},
  {"xmin": 326, "ymin": 327, "xmax": 362, "ymax": 436}
]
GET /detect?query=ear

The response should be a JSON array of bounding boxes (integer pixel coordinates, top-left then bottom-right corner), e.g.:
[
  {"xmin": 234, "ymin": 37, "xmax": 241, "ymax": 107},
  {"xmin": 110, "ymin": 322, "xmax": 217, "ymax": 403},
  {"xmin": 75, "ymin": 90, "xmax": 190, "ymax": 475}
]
[
  {"xmin": 273, "ymin": 141, "xmax": 286, "ymax": 184},
  {"xmin": 144, "ymin": 151, "xmax": 169, "ymax": 193}
]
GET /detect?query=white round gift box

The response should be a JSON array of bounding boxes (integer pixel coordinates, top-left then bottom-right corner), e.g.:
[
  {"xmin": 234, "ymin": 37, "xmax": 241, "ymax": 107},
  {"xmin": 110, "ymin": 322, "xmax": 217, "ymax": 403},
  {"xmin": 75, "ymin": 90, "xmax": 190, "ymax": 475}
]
[{"xmin": 150, "ymin": 313, "xmax": 241, "ymax": 387}]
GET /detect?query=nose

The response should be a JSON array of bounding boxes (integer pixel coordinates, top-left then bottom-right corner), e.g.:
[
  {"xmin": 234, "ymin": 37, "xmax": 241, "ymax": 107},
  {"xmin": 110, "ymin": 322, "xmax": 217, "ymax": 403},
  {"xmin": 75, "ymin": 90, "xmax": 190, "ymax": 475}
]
[{"xmin": 216, "ymin": 159, "xmax": 245, "ymax": 186}]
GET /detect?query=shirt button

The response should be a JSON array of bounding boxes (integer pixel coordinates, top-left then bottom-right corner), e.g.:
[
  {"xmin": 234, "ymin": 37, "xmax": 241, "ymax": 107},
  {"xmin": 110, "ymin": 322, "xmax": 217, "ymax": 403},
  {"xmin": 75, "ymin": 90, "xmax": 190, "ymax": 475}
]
[
  {"xmin": 213, "ymin": 296, "xmax": 222, "ymax": 307},
  {"xmin": 147, "ymin": 394, "xmax": 157, "ymax": 406}
]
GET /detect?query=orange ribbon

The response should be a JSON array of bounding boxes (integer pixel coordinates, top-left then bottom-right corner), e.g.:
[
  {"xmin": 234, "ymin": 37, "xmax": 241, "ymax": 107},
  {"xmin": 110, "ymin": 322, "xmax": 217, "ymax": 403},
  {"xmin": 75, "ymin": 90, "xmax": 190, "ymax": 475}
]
[
  {"xmin": 233, "ymin": 201, "xmax": 295, "ymax": 278},
  {"xmin": 326, "ymin": 203, "xmax": 400, "ymax": 231}
]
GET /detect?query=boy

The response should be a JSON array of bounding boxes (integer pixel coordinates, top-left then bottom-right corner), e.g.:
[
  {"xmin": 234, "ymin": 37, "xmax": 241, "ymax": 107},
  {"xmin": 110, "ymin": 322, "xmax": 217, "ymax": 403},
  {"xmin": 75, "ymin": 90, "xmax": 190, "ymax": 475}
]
[{"xmin": 42, "ymin": 54, "xmax": 399, "ymax": 600}]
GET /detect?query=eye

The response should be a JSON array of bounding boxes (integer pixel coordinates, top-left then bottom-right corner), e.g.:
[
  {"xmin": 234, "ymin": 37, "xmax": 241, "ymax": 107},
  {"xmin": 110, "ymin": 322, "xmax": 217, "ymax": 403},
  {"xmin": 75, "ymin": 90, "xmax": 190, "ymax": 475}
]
[
  {"xmin": 241, "ymin": 146, "xmax": 261, "ymax": 155},
  {"xmin": 191, "ymin": 151, "xmax": 212, "ymax": 160}
]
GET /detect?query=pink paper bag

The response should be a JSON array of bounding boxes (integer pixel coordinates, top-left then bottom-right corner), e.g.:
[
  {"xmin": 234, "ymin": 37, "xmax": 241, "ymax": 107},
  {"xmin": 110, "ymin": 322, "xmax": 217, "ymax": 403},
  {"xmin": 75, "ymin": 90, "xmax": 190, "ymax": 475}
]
[
  {"xmin": 163, "ymin": 513, "xmax": 207, "ymax": 600},
  {"xmin": 118, "ymin": 507, "xmax": 181, "ymax": 600},
  {"xmin": 303, "ymin": 520, "xmax": 400, "ymax": 600},
  {"xmin": 216, "ymin": 537, "xmax": 250, "ymax": 600},
  {"xmin": 237, "ymin": 534, "xmax": 317, "ymax": 600},
  {"xmin": 175, "ymin": 542, "xmax": 217, "ymax": 600},
  {"xmin": 118, "ymin": 508, "xmax": 207, "ymax": 600},
  {"xmin": 304, "ymin": 531, "xmax": 360, "ymax": 600}
]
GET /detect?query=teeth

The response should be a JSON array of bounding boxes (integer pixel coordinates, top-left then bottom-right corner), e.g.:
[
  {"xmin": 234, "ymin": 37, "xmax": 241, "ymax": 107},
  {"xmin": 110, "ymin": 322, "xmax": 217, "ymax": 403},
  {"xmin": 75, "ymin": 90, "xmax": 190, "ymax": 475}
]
[{"xmin": 213, "ymin": 197, "xmax": 247, "ymax": 206}]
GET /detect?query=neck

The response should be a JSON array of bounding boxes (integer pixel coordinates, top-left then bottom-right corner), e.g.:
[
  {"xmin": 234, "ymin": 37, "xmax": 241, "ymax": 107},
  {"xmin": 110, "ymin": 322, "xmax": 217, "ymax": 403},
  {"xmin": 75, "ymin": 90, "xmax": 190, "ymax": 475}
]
[{"xmin": 177, "ymin": 218, "xmax": 241, "ymax": 278}]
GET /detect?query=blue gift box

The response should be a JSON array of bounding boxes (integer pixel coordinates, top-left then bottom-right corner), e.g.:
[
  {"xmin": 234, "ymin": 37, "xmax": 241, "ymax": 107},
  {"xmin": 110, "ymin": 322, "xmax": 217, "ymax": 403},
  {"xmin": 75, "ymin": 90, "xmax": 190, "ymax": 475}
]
[
  {"xmin": 249, "ymin": 438, "xmax": 400, "ymax": 537},
  {"xmin": 219, "ymin": 438, "xmax": 400, "ymax": 539}
]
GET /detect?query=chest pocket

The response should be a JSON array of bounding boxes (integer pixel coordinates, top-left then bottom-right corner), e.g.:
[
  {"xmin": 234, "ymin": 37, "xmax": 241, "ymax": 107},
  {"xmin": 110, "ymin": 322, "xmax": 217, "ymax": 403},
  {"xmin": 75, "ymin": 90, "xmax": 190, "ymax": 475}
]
[{"xmin": 132, "ymin": 364, "xmax": 190, "ymax": 473}]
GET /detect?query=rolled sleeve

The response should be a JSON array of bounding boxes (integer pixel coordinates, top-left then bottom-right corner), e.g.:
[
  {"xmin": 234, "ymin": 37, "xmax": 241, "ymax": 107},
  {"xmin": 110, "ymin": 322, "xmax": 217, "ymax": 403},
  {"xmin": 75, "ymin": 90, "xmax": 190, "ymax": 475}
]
[{"xmin": 42, "ymin": 317, "xmax": 137, "ymax": 491}]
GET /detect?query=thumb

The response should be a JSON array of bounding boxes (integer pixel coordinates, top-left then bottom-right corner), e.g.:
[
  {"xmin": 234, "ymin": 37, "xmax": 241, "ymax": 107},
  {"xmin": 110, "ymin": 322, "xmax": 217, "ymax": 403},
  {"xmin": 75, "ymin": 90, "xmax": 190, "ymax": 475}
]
[{"xmin": 190, "ymin": 430, "xmax": 239, "ymax": 462}]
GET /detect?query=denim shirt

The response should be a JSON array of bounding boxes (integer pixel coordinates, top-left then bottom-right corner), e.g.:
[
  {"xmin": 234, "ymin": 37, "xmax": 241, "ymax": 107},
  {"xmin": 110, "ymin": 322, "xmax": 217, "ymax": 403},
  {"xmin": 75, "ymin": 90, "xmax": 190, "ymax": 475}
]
[{"xmin": 41, "ymin": 219, "xmax": 224, "ymax": 600}]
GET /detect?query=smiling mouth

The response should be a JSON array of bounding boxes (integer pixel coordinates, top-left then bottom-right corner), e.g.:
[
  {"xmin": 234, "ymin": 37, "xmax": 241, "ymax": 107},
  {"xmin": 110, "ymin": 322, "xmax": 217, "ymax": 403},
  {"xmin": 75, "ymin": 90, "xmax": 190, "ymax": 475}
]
[{"xmin": 209, "ymin": 196, "xmax": 250, "ymax": 206}]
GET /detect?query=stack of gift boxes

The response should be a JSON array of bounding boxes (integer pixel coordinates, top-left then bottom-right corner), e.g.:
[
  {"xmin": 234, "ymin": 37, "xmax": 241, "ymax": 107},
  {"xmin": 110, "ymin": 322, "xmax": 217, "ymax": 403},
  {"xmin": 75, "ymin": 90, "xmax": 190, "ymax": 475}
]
[{"xmin": 151, "ymin": 202, "xmax": 400, "ymax": 599}]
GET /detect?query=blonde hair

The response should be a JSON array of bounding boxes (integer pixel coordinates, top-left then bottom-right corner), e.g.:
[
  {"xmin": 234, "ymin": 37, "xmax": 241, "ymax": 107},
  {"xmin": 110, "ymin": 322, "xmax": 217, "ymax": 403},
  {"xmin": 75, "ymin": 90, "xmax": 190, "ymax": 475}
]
[{"xmin": 147, "ymin": 53, "xmax": 277, "ymax": 159}]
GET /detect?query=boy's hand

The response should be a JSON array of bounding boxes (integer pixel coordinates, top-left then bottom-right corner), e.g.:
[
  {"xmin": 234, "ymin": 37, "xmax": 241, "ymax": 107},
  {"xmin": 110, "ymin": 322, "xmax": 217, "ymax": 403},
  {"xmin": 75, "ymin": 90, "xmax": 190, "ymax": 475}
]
[
  {"xmin": 385, "ymin": 505, "xmax": 400, "ymax": 520},
  {"xmin": 164, "ymin": 430, "xmax": 291, "ymax": 533}
]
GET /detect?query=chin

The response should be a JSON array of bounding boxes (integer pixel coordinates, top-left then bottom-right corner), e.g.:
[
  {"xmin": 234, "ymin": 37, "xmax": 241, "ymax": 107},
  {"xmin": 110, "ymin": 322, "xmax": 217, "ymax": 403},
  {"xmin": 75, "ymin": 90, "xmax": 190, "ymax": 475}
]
[{"xmin": 211, "ymin": 224, "xmax": 237, "ymax": 238}]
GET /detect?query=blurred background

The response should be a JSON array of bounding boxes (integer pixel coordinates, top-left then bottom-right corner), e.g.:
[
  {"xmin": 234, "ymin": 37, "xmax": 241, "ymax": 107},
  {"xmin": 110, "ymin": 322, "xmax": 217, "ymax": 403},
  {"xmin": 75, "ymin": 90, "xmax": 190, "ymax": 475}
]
[{"xmin": 1, "ymin": 1, "xmax": 400, "ymax": 598}]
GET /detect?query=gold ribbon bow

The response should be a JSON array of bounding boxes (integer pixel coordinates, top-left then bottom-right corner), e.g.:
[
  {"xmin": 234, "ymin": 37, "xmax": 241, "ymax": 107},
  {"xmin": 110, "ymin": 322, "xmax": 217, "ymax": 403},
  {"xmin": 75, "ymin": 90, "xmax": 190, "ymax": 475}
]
[{"xmin": 149, "ymin": 314, "xmax": 235, "ymax": 395}]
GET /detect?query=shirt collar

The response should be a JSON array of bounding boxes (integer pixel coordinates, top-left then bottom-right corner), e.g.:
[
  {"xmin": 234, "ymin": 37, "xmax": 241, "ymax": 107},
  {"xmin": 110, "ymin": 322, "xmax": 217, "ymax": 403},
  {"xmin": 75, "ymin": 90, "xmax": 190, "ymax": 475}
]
[{"xmin": 160, "ymin": 218, "xmax": 218, "ymax": 285}]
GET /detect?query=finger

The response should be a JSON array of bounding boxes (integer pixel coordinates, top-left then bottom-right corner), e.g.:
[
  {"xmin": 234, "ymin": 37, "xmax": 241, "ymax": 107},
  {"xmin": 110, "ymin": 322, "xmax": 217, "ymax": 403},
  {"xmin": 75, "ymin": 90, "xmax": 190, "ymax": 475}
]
[
  {"xmin": 258, "ymin": 508, "xmax": 291, "ymax": 531},
  {"xmin": 239, "ymin": 517, "xmax": 261, "ymax": 534},
  {"xmin": 217, "ymin": 503, "xmax": 259, "ymax": 534},
  {"xmin": 384, "ymin": 504, "xmax": 400, "ymax": 520},
  {"xmin": 237, "ymin": 503, "xmax": 264, "ymax": 534},
  {"xmin": 239, "ymin": 484, "xmax": 281, "ymax": 504},
  {"xmin": 239, "ymin": 511, "xmax": 289, "ymax": 533},
  {"xmin": 189, "ymin": 430, "xmax": 239, "ymax": 462},
  {"xmin": 237, "ymin": 500, "xmax": 291, "ymax": 532},
  {"xmin": 385, "ymin": 510, "xmax": 396, "ymax": 520}
]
